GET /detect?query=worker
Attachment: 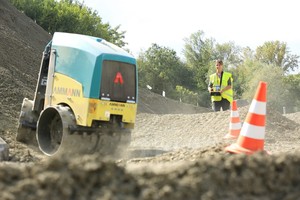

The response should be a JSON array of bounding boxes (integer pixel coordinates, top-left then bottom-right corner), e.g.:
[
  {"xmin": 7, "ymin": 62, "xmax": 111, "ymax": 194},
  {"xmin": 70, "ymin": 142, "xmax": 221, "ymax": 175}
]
[{"xmin": 208, "ymin": 59, "xmax": 233, "ymax": 111}]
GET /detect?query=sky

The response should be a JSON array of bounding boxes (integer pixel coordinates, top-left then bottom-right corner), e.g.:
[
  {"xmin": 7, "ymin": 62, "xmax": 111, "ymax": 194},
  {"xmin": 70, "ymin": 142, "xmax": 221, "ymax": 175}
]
[{"xmin": 81, "ymin": 0, "xmax": 300, "ymax": 68}]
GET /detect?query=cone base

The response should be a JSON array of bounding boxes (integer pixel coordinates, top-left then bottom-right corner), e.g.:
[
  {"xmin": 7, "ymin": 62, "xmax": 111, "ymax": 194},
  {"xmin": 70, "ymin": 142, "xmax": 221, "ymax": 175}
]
[
  {"xmin": 223, "ymin": 134, "xmax": 238, "ymax": 140},
  {"xmin": 225, "ymin": 143, "xmax": 270, "ymax": 155}
]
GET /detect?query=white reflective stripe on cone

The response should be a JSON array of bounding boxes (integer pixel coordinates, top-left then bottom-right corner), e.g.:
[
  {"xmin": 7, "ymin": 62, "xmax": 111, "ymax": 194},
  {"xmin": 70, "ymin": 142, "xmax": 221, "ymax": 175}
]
[
  {"xmin": 231, "ymin": 111, "xmax": 240, "ymax": 118},
  {"xmin": 240, "ymin": 122, "xmax": 265, "ymax": 140},
  {"xmin": 249, "ymin": 100, "xmax": 266, "ymax": 115},
  {"xmin": 230, "ymin": 123, "xmax": 241, "ymax": 130}
]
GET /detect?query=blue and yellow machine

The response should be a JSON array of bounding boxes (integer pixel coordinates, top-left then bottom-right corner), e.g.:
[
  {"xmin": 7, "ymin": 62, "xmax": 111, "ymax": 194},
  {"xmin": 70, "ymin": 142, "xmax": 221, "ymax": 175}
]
[{"xmin": 16, "ymin": 32, "xmax": 138, "ymax": 156}]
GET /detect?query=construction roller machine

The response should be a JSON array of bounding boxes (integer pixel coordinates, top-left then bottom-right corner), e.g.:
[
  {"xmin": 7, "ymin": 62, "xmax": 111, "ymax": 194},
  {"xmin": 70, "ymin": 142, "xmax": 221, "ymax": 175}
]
[{"xmin": 16, "ymin": 32, "xmax": 138, "ymax": 156}]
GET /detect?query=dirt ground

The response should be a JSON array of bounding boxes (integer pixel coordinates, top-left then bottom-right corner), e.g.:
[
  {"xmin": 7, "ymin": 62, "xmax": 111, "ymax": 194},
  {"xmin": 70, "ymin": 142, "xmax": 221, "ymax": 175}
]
[{"xmin": 1, "ymin": 0, "xmax": 300, "ymax": 199}]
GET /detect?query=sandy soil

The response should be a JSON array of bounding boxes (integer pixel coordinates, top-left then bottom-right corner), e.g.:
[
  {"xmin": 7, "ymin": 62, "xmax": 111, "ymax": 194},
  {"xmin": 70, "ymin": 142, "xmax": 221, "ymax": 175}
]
[{"xmin": 1, "ymin": 0, "xmax": 300, "ymax": 199}]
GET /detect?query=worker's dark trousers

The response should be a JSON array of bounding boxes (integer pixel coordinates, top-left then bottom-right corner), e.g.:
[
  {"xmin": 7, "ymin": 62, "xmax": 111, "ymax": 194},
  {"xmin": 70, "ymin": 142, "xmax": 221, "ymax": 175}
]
[{"xmin": 212, "ymin": 98, "xmax": 230, "ymax": 112}]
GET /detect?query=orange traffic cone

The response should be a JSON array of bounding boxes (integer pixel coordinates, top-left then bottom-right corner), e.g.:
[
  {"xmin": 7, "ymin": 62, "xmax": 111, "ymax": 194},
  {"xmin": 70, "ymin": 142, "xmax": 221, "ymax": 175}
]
[
  {"xmin": 225, "ymin": 81, "xmax": 269, "ymax": 155},
  {"xmin": 224, "ymin": 100, "xmax": 241, "ymax": 139}
]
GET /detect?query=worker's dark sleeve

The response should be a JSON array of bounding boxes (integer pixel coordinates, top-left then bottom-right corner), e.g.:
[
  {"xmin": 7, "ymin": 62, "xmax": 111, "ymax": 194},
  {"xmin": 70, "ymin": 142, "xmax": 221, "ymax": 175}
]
[
  {"xmin": 227, "ymin": 74, "xmax": 233, "ymax": 86},
  {"xmin": 227, "ymin": 78, "xmax": 231, "ymax": 86}
]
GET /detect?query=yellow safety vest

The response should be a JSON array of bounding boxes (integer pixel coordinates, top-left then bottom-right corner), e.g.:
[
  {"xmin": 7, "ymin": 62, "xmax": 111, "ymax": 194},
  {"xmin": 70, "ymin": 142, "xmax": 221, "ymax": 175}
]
[{"xmin": 209, "ymin": 72, "xmax": 233, "ymax": 103}]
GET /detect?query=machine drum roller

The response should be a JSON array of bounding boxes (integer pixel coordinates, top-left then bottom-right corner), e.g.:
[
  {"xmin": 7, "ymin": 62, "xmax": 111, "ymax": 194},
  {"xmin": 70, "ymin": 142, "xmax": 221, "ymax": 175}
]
[
  {"xmin": 37, "ymin": 105, "xmax": 132, "ymax": 156},
  {"xmin": 37, "ymin": 105, "xmax": 75, "ymax": 156}
]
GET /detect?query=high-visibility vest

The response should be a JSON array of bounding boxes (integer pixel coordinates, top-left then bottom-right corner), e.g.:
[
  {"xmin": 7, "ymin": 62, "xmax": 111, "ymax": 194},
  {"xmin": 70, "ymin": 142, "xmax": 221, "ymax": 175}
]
[{"xmin": 209, "ymin": 72, "xmax": 233, "ymax": 103}]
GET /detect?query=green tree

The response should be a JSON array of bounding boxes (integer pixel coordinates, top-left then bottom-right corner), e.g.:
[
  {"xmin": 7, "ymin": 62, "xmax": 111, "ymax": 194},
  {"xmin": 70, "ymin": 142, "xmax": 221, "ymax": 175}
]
[
  {"xmin": 230, "ymin": 59, "xmax": 259, "ymax": 99},
  {"xmin": 9, "ymin": 0, "xmax": 126, "ymax": 47},
  {"xmin": 239, "ymin": 60, "xmax": 288, "ymax": 112},
  {"xmin": 241, "ymin": 46, "xmax": 255, "ymax": 60},
  {"xmin": 137, "ymin": 44, "xmax": 189, "ymax": 98},
  {"xmin": 214, "ymin": 41, "xmax": 243, "ymax": 68},
  {"xmin": 282, "ymin": 74, "xmax": 300, "ymax": 112},
  {"xmin": 255, "ymin": 41, "xmax": 299, "ymax": 72},
  {"xmin": 183, "ymin": 30, "xmax": 215, "ymax": 91},
  {"xmin": 175, "ymin": 85, "xmax": 199, "ymax": 105}
]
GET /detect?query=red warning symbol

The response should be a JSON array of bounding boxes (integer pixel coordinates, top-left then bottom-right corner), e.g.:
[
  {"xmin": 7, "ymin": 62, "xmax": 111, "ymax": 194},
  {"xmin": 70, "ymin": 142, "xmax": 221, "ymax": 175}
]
[{"xmin": 114, "ymin": 72, "xmax": 124, "ymax": 84}]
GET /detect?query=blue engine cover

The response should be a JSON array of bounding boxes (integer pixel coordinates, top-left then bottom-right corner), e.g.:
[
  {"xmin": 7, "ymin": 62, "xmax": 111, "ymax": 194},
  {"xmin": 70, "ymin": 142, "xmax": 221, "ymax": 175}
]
[{"xmin": 50, "ymin": 32, "xmax": 137, "ymax": 99}]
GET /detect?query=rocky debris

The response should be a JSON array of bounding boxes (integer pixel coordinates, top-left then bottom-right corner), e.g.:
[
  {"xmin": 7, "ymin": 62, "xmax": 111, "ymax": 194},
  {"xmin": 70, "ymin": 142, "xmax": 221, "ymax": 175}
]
[
  {"xmin": 1, "ymin": 151, "xmax": 300, "ymax": 200},
  {"xmin": 284, "ymin": 112, "xmax": 300, "ymax": 125}
]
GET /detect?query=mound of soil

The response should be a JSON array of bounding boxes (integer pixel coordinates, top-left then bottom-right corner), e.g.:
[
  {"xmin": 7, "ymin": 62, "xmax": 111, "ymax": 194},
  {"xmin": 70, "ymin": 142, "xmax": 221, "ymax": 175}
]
[
  {"xmin": 0, "ymin": 0, "xmax": 51, "ymax": 129},
  {"xmin": 1, "ymin": 0, "xmax": 300, "ymax": 199},
  {"xmin": 137, "ymin": 87, "xmax": 211, "ymax": 114}
]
